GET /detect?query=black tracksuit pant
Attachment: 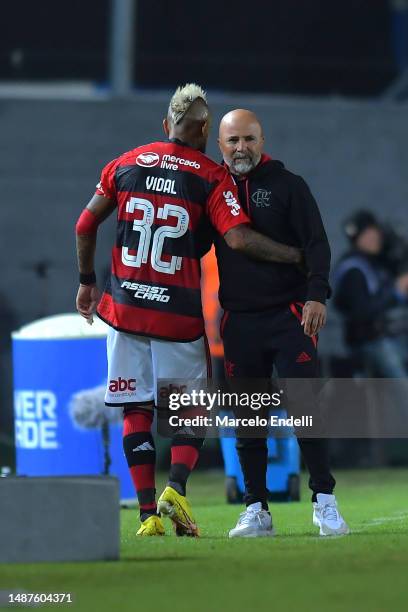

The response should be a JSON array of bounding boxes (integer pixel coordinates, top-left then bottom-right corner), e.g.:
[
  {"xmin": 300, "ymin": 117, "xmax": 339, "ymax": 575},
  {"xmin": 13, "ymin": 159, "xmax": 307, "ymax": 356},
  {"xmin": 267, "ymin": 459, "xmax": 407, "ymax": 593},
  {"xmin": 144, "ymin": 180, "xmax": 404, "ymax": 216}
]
[{"xmin": 221, "ymin": 302, "xmax": 335, "ymax": 507}]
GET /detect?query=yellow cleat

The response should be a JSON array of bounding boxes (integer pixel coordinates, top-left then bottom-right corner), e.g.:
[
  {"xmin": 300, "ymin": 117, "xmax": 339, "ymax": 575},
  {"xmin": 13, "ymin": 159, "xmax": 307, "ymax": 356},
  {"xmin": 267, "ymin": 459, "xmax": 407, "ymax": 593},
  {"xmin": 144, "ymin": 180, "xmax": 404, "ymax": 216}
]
[
  {"xmin": 157, "ymin": 486, "xmax": 200, "ymax": 537},
  {"xmin": 136, "ymin": 514, "xmax": 165, "ymax": 536}
]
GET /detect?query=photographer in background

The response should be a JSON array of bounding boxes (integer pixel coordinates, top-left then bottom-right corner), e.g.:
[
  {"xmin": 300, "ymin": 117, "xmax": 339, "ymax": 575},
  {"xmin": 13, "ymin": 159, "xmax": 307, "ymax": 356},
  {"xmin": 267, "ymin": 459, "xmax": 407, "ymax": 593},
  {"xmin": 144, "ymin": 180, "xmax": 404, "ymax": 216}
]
[{"xmin": 334, "ymin": 210, "xmax": 408, "ymax": 377}]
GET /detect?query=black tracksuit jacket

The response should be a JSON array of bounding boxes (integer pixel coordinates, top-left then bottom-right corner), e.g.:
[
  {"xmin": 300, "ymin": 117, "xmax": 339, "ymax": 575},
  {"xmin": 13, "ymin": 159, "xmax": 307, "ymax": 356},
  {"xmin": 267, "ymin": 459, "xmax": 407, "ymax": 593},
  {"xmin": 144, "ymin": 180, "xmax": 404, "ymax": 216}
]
[{"xmin": 215, "ymin": 155, "xmax": 331, "ymax": 311}]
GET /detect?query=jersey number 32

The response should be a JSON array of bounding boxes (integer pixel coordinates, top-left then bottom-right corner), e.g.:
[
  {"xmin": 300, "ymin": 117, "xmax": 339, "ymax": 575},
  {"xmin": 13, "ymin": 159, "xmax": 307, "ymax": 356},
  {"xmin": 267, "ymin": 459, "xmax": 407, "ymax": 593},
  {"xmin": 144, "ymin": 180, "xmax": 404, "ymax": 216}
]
[{"xmin": 122, "ymin": 196, "xmax": 189, "ymax": 275}]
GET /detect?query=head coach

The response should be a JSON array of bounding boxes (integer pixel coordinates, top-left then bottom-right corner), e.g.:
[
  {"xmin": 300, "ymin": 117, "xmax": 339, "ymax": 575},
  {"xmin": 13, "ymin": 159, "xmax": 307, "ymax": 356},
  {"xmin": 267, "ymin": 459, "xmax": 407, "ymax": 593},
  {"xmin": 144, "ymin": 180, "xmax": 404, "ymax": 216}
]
[{"xmin": 215, "ymin": 109, "xmax": 349, "ymax": 538}]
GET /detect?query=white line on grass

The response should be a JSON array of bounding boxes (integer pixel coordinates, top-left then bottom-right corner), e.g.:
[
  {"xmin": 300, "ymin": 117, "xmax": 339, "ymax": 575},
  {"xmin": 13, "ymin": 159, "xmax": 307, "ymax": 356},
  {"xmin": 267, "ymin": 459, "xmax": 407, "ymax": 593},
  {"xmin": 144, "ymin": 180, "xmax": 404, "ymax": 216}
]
[{"xmin": 355, "ymin": 510, "xmax": 408, "ymax": 532}]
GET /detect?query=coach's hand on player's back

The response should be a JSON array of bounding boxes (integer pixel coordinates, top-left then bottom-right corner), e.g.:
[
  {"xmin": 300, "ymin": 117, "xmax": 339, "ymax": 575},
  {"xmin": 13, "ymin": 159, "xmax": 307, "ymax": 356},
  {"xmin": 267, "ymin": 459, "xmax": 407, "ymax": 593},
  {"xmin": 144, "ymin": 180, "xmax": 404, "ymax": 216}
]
[
  {"xmin": 301, "ymin": 301, "xmax": 327, "ymax": 337},
  {"xmin": 76, "ymin": 284, "xmax": 100, "ymax": 324}
]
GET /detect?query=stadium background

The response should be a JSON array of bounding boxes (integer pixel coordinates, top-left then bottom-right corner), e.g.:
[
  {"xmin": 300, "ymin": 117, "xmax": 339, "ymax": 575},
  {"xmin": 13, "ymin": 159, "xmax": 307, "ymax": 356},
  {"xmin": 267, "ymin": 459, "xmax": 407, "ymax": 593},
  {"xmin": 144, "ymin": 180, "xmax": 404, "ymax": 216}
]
[{"xmin": 1, "ymin": 0, "xmax": 408, "ymax": 471}]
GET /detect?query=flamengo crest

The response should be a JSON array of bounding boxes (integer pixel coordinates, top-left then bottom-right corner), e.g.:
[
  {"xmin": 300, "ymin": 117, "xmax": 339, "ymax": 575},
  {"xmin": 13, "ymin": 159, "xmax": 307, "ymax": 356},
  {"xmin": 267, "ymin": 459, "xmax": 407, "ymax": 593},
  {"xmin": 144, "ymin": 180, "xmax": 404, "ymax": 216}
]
[{"xmin": 251, "ymin": 188, "xmax": 272, "ymax": 207}]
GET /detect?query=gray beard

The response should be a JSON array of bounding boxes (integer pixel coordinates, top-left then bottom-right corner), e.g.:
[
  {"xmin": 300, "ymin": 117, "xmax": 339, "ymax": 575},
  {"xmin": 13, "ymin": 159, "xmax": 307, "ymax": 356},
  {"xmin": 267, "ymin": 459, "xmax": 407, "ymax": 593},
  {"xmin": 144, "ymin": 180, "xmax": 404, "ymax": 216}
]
[{"xmin": 230, "ymin": 154, "xmax": 261, "ymax": 176}]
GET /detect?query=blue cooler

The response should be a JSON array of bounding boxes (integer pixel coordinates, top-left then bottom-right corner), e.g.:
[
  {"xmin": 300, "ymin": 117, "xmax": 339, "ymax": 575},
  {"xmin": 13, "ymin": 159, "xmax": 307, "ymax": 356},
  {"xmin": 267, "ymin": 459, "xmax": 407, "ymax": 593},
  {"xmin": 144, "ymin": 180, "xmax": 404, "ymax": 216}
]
[
  {"xmin": 12, "ymin": 314, "xmax": 134, "ymax": 501},
  {"xmin": 220, "ymin": 410, "xmax": 301, "ymax": 503}
]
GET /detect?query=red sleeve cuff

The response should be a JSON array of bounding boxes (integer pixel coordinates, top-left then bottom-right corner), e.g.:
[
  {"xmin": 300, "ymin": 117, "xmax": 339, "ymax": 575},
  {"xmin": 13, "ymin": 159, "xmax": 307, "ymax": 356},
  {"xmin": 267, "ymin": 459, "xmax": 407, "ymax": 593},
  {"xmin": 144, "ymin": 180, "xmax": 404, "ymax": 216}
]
[{"xmin": 75, "ymin": 209, "xmax": 101, "ymax": 235}]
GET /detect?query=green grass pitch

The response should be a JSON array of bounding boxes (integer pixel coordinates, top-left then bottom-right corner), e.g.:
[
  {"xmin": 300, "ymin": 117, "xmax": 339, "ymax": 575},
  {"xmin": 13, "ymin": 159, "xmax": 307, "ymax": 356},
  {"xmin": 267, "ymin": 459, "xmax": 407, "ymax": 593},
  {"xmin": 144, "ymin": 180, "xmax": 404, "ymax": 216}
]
[{"xmin": 1, "ymin": 469, "xmax": 408, "ymax": 611}]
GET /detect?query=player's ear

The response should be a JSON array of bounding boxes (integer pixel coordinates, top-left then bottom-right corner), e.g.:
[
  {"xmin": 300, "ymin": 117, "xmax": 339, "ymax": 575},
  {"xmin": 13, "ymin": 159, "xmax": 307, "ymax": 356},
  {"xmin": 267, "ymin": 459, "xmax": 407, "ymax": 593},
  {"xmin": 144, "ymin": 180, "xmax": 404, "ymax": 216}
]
[
  {"xmin": 163, "ymin": 118, "xmax": 170, "ymax": 137},
  {"xmin": 201, "ymin": 119, "xmax": 210, "ymax": 139}
]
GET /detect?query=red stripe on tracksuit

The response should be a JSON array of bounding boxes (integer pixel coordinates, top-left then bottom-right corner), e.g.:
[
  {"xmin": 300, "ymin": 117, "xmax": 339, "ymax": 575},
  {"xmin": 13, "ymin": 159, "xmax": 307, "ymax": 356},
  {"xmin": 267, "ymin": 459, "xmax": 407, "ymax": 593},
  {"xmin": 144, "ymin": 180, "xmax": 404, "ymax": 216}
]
[
  {"xmin": 289, "ymin": 301, "xmax": 318, "ymax": 348},
  {"xmin": 204, "ymin": 334, "xmax": 212, "ymax": 378},
  {"xmin": 219, "ymin": 310, "xmax": 230, "ymax": 339}
]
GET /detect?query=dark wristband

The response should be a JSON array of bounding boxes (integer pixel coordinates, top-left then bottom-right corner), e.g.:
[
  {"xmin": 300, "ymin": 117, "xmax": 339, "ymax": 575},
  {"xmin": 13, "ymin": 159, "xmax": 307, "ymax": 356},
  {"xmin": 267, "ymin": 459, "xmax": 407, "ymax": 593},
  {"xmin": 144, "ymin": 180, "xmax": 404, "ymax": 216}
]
[{"xmin": 79, "ymin": 271, "xmax": 96, "ymax": 285}]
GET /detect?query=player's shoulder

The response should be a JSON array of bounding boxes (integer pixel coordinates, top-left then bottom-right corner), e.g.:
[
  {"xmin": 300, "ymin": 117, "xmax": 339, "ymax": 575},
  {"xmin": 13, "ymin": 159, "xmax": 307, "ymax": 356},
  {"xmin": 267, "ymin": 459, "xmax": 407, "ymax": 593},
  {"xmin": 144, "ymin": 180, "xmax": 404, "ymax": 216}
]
[
  {"xmin": 164, "ymin": 142, "xmax": 224, "ymax": 175},
  {"xmin": 194, "ymin": 151, "xmax": 230, "ymax": 182},
  {"xmin": 113, "ymin": 142, "xmax": 162, "ymax": 167},
  {"xmin": 115, "ymin": 142, "xmax": 222, "ymax": 174},
  {"xmin": 98, "ymin": 143, "xmax": 164, "ymax": 178},
  {"xmin": 194, "ymin": 150, "xmax": 221, "ymax": 170},
  {"xmin": 162, "ymin": 142, "xmax": 229, "ymax": 183}
]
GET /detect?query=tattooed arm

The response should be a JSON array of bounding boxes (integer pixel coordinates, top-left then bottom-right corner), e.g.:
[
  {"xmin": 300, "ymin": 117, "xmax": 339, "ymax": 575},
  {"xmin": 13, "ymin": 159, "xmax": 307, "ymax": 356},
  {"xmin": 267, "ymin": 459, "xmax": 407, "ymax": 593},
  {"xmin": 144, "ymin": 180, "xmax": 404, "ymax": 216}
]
[{"xmin": 224, "ymin": 224, "xmax": 302, "ymax": 264}]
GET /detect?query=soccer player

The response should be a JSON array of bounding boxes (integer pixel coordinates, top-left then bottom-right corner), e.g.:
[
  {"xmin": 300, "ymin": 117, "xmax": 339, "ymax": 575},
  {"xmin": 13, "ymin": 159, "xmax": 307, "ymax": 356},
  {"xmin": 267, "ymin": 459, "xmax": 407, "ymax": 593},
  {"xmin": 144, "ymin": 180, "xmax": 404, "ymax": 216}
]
[
  {"xmin": 216, "ymin": 109, "xmax": 350, "ymax": 537},
  {"xmin": 75, "ymin": 86, "xmax": 302, "ymax": 537}
]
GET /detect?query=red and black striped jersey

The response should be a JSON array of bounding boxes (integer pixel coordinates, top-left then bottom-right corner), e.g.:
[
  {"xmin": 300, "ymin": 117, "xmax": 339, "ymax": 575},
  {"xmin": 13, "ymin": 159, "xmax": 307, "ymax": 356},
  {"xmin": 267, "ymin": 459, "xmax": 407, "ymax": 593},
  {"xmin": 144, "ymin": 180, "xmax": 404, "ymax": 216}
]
[{"xmin": 95, "ymin": 139, "xmax": 249, "ymax": 341}]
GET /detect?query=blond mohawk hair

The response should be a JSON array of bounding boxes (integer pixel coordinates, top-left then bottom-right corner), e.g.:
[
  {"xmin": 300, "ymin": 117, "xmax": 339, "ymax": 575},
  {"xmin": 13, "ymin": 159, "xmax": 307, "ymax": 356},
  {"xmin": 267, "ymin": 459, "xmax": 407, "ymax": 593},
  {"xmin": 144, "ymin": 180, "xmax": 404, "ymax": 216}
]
[{"xmin": 168, "ymin": 83, "xmax": 208, "ymax": 125}]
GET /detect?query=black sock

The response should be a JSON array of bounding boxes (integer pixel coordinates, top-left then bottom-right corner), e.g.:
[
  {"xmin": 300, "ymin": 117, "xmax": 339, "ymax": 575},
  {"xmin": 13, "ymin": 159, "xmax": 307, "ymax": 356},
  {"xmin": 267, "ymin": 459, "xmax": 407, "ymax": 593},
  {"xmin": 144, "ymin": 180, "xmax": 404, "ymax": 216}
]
[
  {"xmin": 167, "ymin": 463, "xmax": 191, "ymax": 496},
  {"xmin": 140, "ymin": 508, "xmax": 159, "ymax": 522}
]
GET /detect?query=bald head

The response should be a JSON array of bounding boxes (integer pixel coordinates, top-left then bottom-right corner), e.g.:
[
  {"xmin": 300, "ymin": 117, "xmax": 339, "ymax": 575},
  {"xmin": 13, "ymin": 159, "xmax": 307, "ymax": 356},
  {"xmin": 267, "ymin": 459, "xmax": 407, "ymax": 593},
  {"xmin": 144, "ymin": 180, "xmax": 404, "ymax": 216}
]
[
  {"xmin": 219, "ymin": 109, "xmax": 264, "ymax": 176},
  {"xmin": 219, "ymin": 109, "xmax": 262, "ymax": 137}
]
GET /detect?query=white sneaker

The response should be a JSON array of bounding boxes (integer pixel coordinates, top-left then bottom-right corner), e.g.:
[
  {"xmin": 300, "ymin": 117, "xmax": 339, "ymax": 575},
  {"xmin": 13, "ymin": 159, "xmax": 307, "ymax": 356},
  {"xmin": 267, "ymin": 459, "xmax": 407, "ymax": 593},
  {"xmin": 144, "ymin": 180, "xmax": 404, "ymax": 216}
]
[
  {"xmin": 313, "ymin": 493, "xmax": 350, "ymax": 536},
  {"xmin": 228, "ymin": 502, "xmax": 274, "ymax": 538}
]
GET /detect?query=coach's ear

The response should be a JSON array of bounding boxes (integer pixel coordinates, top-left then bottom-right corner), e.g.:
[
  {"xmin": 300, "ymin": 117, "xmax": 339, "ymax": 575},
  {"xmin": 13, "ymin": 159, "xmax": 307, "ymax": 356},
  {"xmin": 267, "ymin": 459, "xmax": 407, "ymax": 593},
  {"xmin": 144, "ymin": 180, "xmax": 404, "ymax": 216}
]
[{"xmin": 163, "ymin": 118, "xmax": 170, "ymax": 137}]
